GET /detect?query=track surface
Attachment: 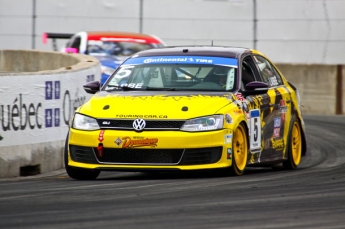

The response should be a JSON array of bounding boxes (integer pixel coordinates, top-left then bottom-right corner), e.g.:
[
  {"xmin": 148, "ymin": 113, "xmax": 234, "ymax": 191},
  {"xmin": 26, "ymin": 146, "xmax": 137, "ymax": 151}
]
[{"xmin": 1, "ymin": 115, "xmax": 345, "ymax": 229}]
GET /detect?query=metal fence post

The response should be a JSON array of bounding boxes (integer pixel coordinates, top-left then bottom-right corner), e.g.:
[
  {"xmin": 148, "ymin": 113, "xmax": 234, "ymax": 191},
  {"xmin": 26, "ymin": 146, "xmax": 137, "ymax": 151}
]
[{"xmin": 336, "ymin": 65, "xmax": 343, "ymax": 114}]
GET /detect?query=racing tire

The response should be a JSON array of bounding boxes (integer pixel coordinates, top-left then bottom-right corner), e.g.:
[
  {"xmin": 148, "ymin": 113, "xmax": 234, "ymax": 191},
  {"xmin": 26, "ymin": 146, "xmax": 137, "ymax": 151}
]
[
  {"xmin": 230, "ymin": 123, "xmax": 248, "ymax": 176},
  {"xmin": 283, "ymin": 117, "xmax": 302, "ymax": 170},
  {"xmin": 64, "ymin": 133, "xmax": 100, "ymax": 180}
]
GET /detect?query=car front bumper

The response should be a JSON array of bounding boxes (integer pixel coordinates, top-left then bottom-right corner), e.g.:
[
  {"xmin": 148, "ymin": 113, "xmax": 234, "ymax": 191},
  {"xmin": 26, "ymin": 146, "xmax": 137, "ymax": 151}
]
[{"xmin": 67, "ymin": 128, "xmax": 235, "ymax": 171}]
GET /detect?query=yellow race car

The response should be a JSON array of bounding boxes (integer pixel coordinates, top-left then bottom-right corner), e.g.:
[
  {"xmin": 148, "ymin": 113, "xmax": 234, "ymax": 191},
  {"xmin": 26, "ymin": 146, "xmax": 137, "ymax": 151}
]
[{"xmin": 65, "ymin": 46, "xmax": 307, "ymax": 180}]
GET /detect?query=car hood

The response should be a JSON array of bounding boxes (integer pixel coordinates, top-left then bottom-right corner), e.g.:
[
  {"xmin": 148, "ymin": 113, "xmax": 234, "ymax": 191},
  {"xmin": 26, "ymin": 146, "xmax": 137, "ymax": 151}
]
[{"xmin": 79, "ymin": 91, "xmax": 236, "ymax": 119}]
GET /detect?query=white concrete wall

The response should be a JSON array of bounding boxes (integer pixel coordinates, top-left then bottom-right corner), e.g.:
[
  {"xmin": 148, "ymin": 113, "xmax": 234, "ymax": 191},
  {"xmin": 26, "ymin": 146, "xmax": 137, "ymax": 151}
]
[
  {"xmin": 276, "ymin": 64, "xmax": 344, "ymax": 115},
  {"xmin": 0, "ymin": 0, "xmax": 344, "ymax": 64},
  {"xmin": 0, "ymin": 50, "xmax": 100, "ymax": 177}
]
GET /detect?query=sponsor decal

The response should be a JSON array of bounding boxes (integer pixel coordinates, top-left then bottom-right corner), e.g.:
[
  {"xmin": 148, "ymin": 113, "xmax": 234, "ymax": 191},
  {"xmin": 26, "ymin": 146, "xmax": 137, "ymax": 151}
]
[
  {"xmin": 227, "ymin": 148, "xmax": 232, "ymax": 160},
  {"xmin": 273, "ymin": 117, "xmax": 281, "ymax": 138},
  {"xmin": 118, "ymin": 136, "xmax": 158, "ymax": 148},
  {"xmin": 274, "ymin": 117, "xmax": 281, "ymax": 127},
  {"xmin": 271, "ymin": 138, "xmax": 284, "ymax": 151},
  {"xmin": 273, "ymin": 128, "xmax": 280, "ymax": 138},
  {"xmin": 0, "ymin": 73, "xmax": 93, "ymax": 146},
  {"xmin": 224, "ymin": 134, "xmax": 233, "ymax": 144},
  {"xmin": 233, "ymin": 110, "xmax": 243, "ymax": 115},
  {"xmin": 98, "ymin": 130, "xmax": 105, "ymax": 142},
  {"xmin": 280, "ymin": 99, "xmax": 287, "ymax": 122},
  {"xmin": 102, "ymin": 121, "xmax": 110, "ymax": 125},
  {"xmin": 106, "ymin": 82, "xmax": 144, "ymax": 89},
  {"xmin": 232, "ymin": 93, "xmax": 249, "ymax": 112},
  {"xmin": 115, "ymin": 137, "xmax": 122, "ymax": 146},
  {"xmin": 235, "ymin": 92, "xmax": 245, "ymax": 102},
  {"xmin": 123, "ymin": 56, "xmax": 238, "ymax": 67},
  {"xmin": 268, "ymin": 76, "xmax": 278, "ymax": 86}
]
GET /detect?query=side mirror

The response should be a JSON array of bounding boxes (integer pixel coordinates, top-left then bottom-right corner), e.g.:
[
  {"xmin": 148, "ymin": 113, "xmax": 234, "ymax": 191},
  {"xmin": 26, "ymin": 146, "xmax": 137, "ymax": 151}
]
[
  {"xmin": 83, "ymin": 81, "xmax": 100, "ymax": 94},
  {"xmin": 242, "ymin": 81, "xmax": 269, "ymax": 95}
]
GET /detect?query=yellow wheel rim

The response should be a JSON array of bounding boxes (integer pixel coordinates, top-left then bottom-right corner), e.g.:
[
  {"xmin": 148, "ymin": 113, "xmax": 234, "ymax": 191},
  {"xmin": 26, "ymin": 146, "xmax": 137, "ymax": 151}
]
[
  {"xmin": 291, "ymin": 122, "xmax": 302, "ymax": 166},
  {"xmin": 233, "ymin": 125, "xmax": 248, "ymax": 171}
]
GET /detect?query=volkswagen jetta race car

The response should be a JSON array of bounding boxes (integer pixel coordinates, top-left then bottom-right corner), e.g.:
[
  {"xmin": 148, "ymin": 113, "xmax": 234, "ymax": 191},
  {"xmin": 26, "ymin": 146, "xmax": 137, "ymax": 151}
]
[
  {"xmin": 65, "ymin": 46, "xmax": 307, "ymax": 180},
  {"xmin": 43, "ymin": 31, "xmax": 165, "ymax": 84}
]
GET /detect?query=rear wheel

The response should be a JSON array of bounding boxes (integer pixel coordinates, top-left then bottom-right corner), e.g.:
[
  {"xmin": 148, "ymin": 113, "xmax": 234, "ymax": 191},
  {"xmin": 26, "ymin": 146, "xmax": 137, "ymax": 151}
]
[
  {"xmin": 230, "ymin": 123, "xmax": 248, "ymax": 175},
  {"xmin": 283, "ymin": 117, "xmax": 302, "ymax": 170},
  {"xmin": 64, "ymin": 133, "xmax": 100, "ymax": 180}
]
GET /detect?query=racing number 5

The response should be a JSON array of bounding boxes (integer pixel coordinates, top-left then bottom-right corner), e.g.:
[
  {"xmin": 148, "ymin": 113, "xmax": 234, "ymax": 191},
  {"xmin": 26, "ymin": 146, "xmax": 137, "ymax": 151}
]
[{"xmin": 250, "ymin": 109, "xmax": 261, "ymax": 153}]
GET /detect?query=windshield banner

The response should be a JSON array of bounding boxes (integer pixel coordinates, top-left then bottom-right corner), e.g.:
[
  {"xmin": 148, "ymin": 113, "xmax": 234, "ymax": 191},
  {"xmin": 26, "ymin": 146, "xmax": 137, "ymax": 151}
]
[{"xmin": 123, "ymin": 56, "xmax": 238, "ymax": 67}]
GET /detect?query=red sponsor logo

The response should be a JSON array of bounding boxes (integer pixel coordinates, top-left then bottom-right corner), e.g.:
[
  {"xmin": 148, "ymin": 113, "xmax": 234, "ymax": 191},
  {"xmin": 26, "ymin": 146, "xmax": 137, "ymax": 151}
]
[
  {"xmin": 273, "ymin": 127, "xmax": 280, "ymax": 138},
  {"xmin": 235, "ymin": 92, "xmax": 245, "ymax": 101},
  {"xmin": 98, "ymin": 130, "xmax": 105, "ymax": 142}
]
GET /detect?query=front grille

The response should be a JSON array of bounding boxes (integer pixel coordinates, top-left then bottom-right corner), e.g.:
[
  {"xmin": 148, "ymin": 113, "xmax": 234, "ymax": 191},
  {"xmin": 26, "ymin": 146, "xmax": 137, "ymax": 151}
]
[
  {"xmin": 69, "ymin": 145, "xmax": 98, "ymax": 163},
  {"xmin": 97, "ymin": 119, "xmax": 185, "ymax": 130},
  {"xmin": 95, "ymin": 148, "xmax": 184, "ymax": 164},
  {"xmin": 69, "ymin": 145, "xmax": 222, "ymax": 166},
  {"xmin": 180, "ymin": 147, "xmax": 222, "ymax": 165}
]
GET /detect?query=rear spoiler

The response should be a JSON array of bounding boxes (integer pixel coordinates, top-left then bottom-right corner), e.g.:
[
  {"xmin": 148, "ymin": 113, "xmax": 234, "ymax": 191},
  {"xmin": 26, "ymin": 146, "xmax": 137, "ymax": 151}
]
[{"xmin": 42, "ymin": 32, "xmax": 74, "ymax": 51}]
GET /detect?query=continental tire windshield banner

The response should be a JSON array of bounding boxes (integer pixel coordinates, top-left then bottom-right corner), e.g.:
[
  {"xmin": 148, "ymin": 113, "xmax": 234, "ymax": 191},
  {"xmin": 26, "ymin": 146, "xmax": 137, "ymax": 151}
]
[
  {"xmin": 0, "ymin": 68, "xmax": 99, "ymax": 147},
  {"xmin": 124, "ymin": 56, "xmax": 238, "ymax": 67}
]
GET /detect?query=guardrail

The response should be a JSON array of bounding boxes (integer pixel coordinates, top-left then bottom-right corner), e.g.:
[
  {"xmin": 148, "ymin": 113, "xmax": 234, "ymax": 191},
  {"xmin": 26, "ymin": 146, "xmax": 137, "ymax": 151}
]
[{"xmin": 0, "ymin": 50, "xmax": 100, "ymax": 178}]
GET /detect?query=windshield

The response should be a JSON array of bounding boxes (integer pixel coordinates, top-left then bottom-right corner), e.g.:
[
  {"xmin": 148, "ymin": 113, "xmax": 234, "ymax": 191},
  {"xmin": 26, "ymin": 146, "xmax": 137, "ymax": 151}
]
[
  {"xmin": 104, "ymin": 64, "xmax": 238, "ymax": 92},
  {"xmin": 86, "ymin": 40, "xmax": 163, "ymax": 57}
]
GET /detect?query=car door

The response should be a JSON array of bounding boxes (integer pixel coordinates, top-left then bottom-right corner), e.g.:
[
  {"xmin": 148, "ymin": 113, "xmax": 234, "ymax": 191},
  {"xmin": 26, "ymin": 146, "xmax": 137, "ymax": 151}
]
[
  {"xmin": 238, "ymin": 56, "xmax": 271, "ymax": 163},
  {"xmin": 252, "ymin": 55, "xmax": 292, "ymax": 162}
]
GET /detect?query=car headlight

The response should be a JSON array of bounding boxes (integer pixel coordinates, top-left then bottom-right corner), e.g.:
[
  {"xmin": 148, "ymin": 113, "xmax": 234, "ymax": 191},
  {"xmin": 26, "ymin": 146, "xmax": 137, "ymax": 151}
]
[
  {"xmin": 101, "ymin": 65, "xmax": 116, "ymax": 76},
  {"xmin": 72, "ymin": 113, "xmax": 100, "ymax": 130},
  {"xmin": 180, "ymin": 115, "xmax": 224, "ymax": 132}
]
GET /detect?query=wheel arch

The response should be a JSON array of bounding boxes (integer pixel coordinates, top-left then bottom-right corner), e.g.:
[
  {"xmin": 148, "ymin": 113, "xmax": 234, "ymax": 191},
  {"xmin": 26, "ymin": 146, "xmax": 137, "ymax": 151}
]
[
  {"xmin": 239, "ymin": 120, "xmax": 250, "ymax": 153},
  {"xmin": 296, "ymin": 116, "xmax": 307, "ymax": 156}
]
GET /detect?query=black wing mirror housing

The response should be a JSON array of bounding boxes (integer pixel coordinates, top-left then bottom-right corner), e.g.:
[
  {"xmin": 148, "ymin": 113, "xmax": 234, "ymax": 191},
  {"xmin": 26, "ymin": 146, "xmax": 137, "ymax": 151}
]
[
  {"xmin": 242, "ymin": 81, "xmax": 269, "ymax": 95},
  {"xmin": 83, "ymin": 81, "xmax": 100, "ymax": 94}
]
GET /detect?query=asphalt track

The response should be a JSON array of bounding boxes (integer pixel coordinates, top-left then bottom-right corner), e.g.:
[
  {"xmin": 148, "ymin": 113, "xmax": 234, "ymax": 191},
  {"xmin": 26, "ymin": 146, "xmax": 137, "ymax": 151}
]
[{"xmin": 0, "ymin": 114, "xmax": 345, "ymax": 229}]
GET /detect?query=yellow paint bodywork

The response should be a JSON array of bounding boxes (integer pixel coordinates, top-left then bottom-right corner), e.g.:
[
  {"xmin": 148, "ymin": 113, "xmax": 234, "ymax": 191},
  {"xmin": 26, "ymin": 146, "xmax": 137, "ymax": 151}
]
[
  {"xmin": 67, "ymin": 50, "xmax": 306, "ymax": 171},
  {"xmin": 68, "ymin": 93, "xmax": 247, "ymax": 170},
  {"xmin": 79, "ymin": 92, "xmax": 237, "ymax": 119}
]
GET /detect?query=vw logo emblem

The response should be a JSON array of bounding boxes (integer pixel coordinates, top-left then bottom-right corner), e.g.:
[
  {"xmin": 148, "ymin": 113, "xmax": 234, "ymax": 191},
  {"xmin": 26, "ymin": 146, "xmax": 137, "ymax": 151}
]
[{"xmin": 133, "ymin": 118, "xmax": 146, "ymax": 131}]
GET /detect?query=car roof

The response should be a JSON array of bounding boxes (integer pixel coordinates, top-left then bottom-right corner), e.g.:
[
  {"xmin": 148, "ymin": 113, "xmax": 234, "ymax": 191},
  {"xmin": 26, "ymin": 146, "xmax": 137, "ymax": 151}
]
[
  {"xmin": 131, "ymin": 46, "xmax": 253, "ymax": 59},
  {"xmin": 85, "ymin": 31, "xmax": 163, "ymax": 44}
]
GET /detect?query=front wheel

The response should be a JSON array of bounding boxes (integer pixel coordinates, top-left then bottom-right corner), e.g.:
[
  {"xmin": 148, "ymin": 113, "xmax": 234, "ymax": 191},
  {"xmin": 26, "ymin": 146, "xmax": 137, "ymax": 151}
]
[
  {"xmin": 283, "ymin": 117, "xmax": 302, "ymax": 170},
  {"xmin": 64, "ymin": 133, "xmax": 100, "ymax": 180},
  {"xmin": 230, "ymin": 123, "xmax": 248, "ymax": 176}
]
